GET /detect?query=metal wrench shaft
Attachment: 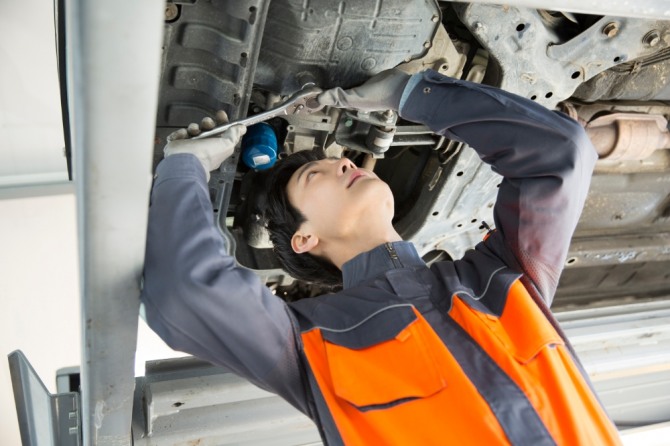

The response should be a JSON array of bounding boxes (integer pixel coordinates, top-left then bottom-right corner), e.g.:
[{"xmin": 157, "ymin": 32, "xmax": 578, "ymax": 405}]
[{"xmin": 192, "ymin": 86, "xmax": 323, "ymax": 140}]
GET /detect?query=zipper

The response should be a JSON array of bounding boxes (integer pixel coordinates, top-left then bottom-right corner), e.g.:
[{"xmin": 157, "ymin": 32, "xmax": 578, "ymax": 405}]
[{"xmin": 385, "ymin": 242, "xmax": 402, "ymax": 268}]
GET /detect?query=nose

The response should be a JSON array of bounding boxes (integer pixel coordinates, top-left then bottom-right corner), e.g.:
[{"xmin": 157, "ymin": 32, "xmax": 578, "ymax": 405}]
[{"xmin": 336, "ymin": 157, "xmax": 356, "ymax": 176}]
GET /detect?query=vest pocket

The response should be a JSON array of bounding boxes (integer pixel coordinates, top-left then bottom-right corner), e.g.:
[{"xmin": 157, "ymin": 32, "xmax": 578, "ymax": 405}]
[
  {"xmin": 451, "ymin": 280, "xmax": 564, "ymax": 365},
  {"xmin": 323, "ymin": 308, "xmax": 447, "ymax": 410}
]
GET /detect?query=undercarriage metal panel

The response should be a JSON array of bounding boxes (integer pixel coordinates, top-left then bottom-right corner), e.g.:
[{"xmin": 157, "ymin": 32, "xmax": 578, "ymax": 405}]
[
  {"xmin": 254, "ymin": 0, "xmax": 440, "ymax": 94},
  {"xmin": 556, "ymin": 258, "xmax": 670, "ymax": 305},
  {"xmin": 397, "ymin": 145, "xmax": 498, "ymax": 259},
  {"xmin": 577, "ymin": 168, "xmax": 670, "ymax": 235},
  {"xmin": 556, "ymin": 152, "xmax": 670, "ymax": 304},
  {"xmin": 156, "ymin": 0, "xmax": 271, "ymax": 257},
  {"xmin": 157, "ymin": 1, "xmax": 268, "ymax": 129},
  {"xmin": 451, "ymin": 0, "xmax": 670, "ymax": 21},
  {"xmin": 575, "ymin": 56, "xmax": 670, "ymax": 101},
  {"xmin": 455, "ymin": 4, "xmax": 670, "ymax": 108}
]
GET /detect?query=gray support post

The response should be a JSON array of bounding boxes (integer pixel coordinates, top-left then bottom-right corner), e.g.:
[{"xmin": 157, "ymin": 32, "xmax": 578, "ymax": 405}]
[
  {"xmin": 453, "ymin": 0, "xmax": 670, "ymax": 20},
  {"xmin": 64, "ymin": 0, "xmax": 165, "ymax": 443}
]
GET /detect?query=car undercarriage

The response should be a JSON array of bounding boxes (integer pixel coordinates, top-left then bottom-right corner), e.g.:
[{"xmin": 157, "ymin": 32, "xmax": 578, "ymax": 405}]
[{"xmin": 155, "ymin": 0, "xmax": 670, "ymax": 305}]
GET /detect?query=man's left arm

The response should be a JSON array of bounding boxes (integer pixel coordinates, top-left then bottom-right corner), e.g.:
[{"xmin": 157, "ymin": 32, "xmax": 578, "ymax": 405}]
[{"xmin": 398, "ymin": 70, "xmax": 598, "ymax": 306}]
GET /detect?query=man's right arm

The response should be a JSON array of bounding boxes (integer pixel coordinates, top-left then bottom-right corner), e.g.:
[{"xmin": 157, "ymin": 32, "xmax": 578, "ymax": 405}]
[{"xmin": 141, "ymin": 153, "xmax": 309, "ymax": 414}]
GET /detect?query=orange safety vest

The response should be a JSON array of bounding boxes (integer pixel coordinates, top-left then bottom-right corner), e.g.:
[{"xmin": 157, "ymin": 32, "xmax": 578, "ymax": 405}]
[{"xmin": 295, "ymin": 269, "xmax": 621, "ymax": 445}]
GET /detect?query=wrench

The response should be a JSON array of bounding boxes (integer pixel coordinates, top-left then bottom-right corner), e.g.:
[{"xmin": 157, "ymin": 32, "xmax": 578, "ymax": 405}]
[{"xmin": 191, "ymin": 85, "xmax": 324, "ymax": 140}]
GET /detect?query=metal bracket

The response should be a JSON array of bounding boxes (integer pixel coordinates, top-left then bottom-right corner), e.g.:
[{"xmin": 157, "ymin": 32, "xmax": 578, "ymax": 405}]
[
  {"xmin": 455, "ymin": 4, "xmax": 670, "ymax": 108},
  {"xmin": 8, "ymin": 350, "xmax": 81, "ymax": 446}
]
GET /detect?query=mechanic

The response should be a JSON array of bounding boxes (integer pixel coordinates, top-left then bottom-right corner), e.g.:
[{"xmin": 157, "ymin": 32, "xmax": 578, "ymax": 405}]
[{"xmin": 142, "ymin": 69, "xmax": 622, "ymax": 445}]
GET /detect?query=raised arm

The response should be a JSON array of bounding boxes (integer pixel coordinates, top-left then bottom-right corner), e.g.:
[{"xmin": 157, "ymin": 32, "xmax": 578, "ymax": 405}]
[
  {"xmin": 141, "ymin": 149, "xmax": 308, "ymax": 414},
  {"xmin": 399, "ymin": 70, "xmax": 597, "ymax": 305}
]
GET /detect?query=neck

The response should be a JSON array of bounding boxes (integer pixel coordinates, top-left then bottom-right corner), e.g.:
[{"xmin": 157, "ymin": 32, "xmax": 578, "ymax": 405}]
[{"xmin": 326, "ymin": 225, "xmax": 403, "ymax": 269}]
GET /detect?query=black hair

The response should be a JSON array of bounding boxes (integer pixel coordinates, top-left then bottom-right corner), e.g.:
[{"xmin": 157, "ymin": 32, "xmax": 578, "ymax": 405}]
[{"xmin": 263, "ymin": 150, "xmax": 343, "ymax": 286}]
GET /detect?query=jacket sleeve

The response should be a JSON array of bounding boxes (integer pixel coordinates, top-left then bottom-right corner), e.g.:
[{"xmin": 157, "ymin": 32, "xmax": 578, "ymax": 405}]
[
  {"xmin": 141, "ymin": 153, "xmax": 309, "ymax": 414},
  {"xmin": 399, "ymin": 70, "xmax": 598, "ymax": 306}
]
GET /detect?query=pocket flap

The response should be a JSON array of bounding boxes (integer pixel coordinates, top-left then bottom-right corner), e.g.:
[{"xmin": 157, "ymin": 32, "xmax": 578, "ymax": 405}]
[{"xmin": 501, "ymin": 285, "xmax": 566, "ymax": 364}]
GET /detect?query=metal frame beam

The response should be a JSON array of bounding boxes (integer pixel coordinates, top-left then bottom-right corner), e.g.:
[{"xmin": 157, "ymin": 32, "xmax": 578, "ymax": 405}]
[
  {"xmin": 452, "ymin": 0, "xmax": 670, "ymax": 20},
  {"xmin": 64, "ymin": 0, "xmax": 164, "ymax": 443}
]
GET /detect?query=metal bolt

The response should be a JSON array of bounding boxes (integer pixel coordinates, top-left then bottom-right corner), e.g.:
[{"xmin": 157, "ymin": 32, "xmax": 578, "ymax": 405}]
[
  {"xmin": 643, "ymin": 30, "xmax": 661, "ymax": 47},
  {"xmin": 431, "ymin": 15, "xmax": 439, "ymax": 23},
  {"xmin": 165, "ymin": 3, "xmax": 178, "ymax": 21},
  {"xmin": 423, "ymin": 41, "xmax": 431, "ymax": 49},
  {"xmin": 383, "ymin": 110, "xmax": 394, "ymax": 123},
  {"xmin": 602, "ymin": 22, "xmax": 619, "ymax": 38}
]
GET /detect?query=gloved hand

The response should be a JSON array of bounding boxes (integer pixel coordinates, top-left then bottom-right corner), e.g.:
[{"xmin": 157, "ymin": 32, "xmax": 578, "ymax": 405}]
[
  {"xmin": 317, "ymin": 68, "xmax": 412, "ymax": 112},
  {"xmin": 164, "ymin": 110, "xmax": 246, "ymax": 181}
]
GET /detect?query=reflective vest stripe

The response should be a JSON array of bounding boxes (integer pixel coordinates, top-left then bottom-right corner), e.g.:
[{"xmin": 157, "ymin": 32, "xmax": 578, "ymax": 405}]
[{"xmin": 303, "ymin": 365, "xmax": 346, "ymax": 446}]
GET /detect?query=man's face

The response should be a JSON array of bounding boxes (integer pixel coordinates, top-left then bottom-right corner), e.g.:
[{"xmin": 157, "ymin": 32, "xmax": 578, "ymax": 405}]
[{"xmin": 286, "ymin": 156, "xmax": 395, "ymax": 251}]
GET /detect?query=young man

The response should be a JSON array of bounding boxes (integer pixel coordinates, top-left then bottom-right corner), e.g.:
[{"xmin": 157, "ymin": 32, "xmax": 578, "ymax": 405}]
[{"xmin": 142, "ymin": 69, "xmax": 622, "ymax": 444}]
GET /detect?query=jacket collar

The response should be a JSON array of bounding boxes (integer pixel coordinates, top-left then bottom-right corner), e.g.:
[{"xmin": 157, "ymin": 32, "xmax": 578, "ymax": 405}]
[{"xmin": 341, "ymin": 241, "xmax": 426, "ymax": 289}]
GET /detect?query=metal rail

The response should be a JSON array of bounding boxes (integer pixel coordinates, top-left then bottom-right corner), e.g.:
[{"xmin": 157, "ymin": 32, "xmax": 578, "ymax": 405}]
[{"xmin": 64, "ymin": 0, "xmax": 164, "ymax": 443}]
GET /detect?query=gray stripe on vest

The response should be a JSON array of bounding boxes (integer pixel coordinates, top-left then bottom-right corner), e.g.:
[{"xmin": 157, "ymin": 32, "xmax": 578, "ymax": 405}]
[
  {"xmin": 420, "ymin": 269, "xmax": 557, "ymax": 446},
  {"xmin": 304, "ymin": 363, "xmax": 346, "ymax": 446},
  {"xmin": 302, "ymin": 303, "xmax": 415, "ymax": 334},
  {"xmin": 318, "ymin": 304, "xmax": 417, "ymax": 349}
]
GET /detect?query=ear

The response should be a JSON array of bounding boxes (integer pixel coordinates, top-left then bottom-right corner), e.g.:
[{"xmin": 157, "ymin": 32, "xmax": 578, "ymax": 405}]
[{"xmin": 291, "ymin": 230, "xmax": 320, "ymax": 254}]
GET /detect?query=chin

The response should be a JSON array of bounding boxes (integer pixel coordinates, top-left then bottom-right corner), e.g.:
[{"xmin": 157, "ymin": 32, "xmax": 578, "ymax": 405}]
[{"xmin": 352, "ymin": 179, "xmax": 395, "ymax": 218}]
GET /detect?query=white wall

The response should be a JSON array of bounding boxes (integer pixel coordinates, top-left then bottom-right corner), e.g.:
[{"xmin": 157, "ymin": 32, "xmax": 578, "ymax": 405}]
[
  {"xmin": 0, "ymin": 0, "xmax": 74, "ymax": 439},
  {"xmin": 0, "ymin": 185, "xmax": 185, "ymax": 443},
  {"xmin": 0, "ymin": 1, "xmax": 182, "ymax": 442},
  {"xmin": 0, "ymin": 0, "xmax": 68, "ymax": 187},
  {"xmin": 0, "ymin": 186, "xmax": 80, "ymax": 444}
]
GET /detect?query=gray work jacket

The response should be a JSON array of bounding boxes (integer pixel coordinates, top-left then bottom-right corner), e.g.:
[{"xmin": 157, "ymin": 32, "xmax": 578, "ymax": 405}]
[{"xmin": 142, "ymin": 71, "xmax": 600, "ymax": 443}]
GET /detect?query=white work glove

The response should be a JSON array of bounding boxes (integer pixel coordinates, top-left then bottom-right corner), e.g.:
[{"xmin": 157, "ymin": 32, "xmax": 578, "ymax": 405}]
[
  {"xmin": 163, "ymin": 111, "xmax": 246, "ymax": 181},
  {"xmin": 317, "ymin": 68, "xmax": 412, "ymax": 112}
]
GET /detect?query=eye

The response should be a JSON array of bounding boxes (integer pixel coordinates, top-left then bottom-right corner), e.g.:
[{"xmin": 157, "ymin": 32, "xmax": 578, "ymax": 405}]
[{"xmin": 306, "ymin": 170, "xmax": 317, "ymax": 181}]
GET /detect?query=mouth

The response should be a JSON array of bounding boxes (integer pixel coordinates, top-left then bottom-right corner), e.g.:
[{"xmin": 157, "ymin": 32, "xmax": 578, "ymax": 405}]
[{"xmin": 347, "ymin": 170, "xmax": 367, "ymax": 188}]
